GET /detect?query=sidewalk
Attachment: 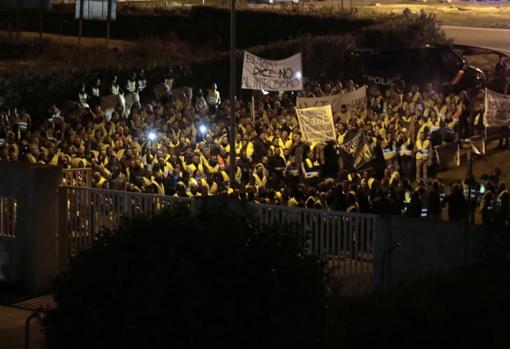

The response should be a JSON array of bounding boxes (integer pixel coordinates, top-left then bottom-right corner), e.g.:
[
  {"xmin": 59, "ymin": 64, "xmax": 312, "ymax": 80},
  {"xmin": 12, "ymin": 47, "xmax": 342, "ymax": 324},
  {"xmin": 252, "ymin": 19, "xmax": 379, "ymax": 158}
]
[{"xmin": 0, "ymin": 306, "xmax": 44, "ymax": 349}]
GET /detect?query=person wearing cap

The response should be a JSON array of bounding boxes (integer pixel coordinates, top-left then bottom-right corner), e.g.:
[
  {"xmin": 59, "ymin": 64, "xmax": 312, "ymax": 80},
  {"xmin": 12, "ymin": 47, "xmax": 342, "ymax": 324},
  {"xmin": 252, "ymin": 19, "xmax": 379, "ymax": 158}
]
[
  {"xmin": 137, "ymin": 69, "xmax": 147, "ymax": 94},
  {"xmin": 78, "ymin": 83, "xmax": 89, "ymax": 108},
  {"xmin": 110, "ymin": 76, "xmax": 121, "ymax": 96},
  {"xmin": 206, "ymin": 83, "xmax": 221, "ymax": 116},
  {"xmin": 90, "ymin": 78, "xmax": 102, "ymax": 107},
  {"xmin": 126, "ymin": 72, "xmax": 137, "ymax": 94}
]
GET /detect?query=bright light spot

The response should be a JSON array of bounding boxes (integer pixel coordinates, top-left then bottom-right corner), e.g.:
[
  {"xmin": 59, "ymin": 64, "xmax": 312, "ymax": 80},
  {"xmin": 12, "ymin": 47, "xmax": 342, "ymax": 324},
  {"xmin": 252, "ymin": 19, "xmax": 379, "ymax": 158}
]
[
  {"xmin": 294, "ymin": 70, "xmax": 302, "ymax": 80},
  {"xmin": 199, "ymin": 124, "xmax": 208, "ymax": 135},
  {"xmin": 262, "ymin": 89, "xmax": 269, "ymax": 96},
  {"xmin": 148, "ymin": 131, "xmax": 157, "ymax": 141}
]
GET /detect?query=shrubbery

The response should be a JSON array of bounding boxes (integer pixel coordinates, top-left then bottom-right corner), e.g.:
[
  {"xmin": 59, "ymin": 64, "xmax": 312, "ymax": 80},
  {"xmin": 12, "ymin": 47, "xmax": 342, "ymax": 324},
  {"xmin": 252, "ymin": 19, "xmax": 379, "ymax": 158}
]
[
  {"xmin": 359, "ymin": 11, "xmax": 447, "ymax": 49},
  {"xmin": 43, "ymin": 201, "xmax": 328, "ymax": 349},
  {"xmin": 0, "ymin": 9, "xmax": 446, "ymax": 121},
  {"xmin": 0, "ymin": 5, "xmax": 374, "ymax": 49}
]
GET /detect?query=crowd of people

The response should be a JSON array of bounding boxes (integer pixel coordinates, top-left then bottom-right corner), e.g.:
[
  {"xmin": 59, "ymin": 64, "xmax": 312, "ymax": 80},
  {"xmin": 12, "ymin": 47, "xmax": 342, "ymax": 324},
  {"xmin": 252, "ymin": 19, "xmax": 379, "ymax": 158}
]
[{"xmin": 0, "ymin": 67, "xmax": 508, "ymax": 227}]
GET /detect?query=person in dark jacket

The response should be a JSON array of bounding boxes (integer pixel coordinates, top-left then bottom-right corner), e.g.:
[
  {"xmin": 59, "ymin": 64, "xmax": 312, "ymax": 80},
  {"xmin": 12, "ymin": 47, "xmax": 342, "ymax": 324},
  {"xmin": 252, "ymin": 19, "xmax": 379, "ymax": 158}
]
[
  {"xmin": 372, "ymin": 136, "xmax": 386, "ymax": 180},
  {"xmin": 322, "ymin": 141, "xmax": 339, "ymax": 179},
  {"xmin": 443, "ymin": 183, "xmax": 467, "ymax": 222},
  {"xmin": 406, "ymin": 190, "xmax": 423, "ymax": 218},
  {"xmin": 427, "ymin": 180, "xmax": 443, "ymax": 220}
]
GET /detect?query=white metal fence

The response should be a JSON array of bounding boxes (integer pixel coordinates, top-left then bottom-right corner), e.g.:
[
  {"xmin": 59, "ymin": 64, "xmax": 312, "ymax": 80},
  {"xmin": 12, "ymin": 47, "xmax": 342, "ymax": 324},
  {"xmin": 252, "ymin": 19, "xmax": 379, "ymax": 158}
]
[
  {"xmin": 58, "ymin": 186, "xmax": 377, "ymax": 293},
  {"xmin": 58, "ymin": 186, "xmax": 191, "ymax": 270},
  {"xmin": 250, "ymin": 203, "xmax": 376, "ymax": 293},
  {"xmin": 62, "ymin": 168, "xmax": 93, "ymax": 187}
]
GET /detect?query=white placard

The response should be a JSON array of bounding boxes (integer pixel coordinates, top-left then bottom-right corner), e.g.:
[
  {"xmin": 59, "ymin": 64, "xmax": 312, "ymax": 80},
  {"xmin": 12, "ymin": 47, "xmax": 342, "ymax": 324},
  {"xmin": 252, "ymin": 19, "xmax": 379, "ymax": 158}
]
[
  {"xmin": 296, "ymin": 85, "xmax": 367, "ymax": 118},
  {"xmin": 296, "ymin": 105, "xmax": 336, "ymax": 143},
  {"xmin": 484, "ymin": 88, "xmax": 510, "ymax": 127},
  {"xmin": 241, "ymin": 51, "xmax": 303, "ymax": 92}
]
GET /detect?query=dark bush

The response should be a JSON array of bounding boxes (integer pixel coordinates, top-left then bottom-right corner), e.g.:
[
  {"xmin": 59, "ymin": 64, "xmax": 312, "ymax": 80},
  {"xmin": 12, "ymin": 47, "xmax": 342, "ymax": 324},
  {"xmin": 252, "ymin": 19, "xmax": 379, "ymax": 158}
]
[
  {"xmin": 0, "ymin": 5, "xmax": 374, "ymax": 49},
  {"xmin": 43, "ymin": 201, "xmax": 328, "ymax": 349},
  {"xmin": 359, "ymin": 11, "xmax": 447, "ymax": 49},
  {"xmin": 328, "ymin": 260, "xmax": 510, "ymax": 349},
  {"xmin": 0, "ymin": 10, "xmax": 446, "ymax": 121}
]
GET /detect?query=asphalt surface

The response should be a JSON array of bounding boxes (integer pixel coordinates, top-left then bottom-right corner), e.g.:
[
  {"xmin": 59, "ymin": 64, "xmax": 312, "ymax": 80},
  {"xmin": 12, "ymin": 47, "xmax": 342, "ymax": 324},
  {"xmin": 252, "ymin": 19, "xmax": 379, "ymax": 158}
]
[{"xmin": 443, "ymin": 25, "xmax": 510, "ymax": 55}]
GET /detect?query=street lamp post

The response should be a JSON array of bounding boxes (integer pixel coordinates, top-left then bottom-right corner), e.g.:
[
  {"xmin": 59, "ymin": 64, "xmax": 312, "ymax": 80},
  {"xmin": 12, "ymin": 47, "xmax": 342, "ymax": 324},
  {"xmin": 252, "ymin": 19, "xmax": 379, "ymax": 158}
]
[{"xmin": 229, "ymin": 0, "xmax": 237, "ymax": 186}]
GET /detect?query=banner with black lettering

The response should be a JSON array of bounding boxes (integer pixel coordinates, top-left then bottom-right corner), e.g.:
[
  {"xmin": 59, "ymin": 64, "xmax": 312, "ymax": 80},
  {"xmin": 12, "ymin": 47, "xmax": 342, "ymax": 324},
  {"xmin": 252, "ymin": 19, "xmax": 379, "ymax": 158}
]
[
  {"xmin": 241, "ymin": 51, "xmax": 303, "ymax": 91},
  {"xmin": 296, "ymin": 105, "xmax": 336, "ymax": 143},
  {"xmin": 484, "ymin": 88, "xmax": 510, "ymax": 127},
  {"xmin": 296, "ymin": 85, "xmax": 367, "ymax": 118}
]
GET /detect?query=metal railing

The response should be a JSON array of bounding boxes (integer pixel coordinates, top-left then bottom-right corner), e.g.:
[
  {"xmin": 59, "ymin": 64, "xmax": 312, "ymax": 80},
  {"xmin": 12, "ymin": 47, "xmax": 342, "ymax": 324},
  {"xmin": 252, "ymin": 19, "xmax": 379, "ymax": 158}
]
[
  {"xmin": 0, "ymin": 196, "xmax": 17, "ymax": 239},
  {"xmin": 58, "ymin": 186, "xmax": 191, "ymax": 270},
  {"xmin": 250, "ymin": 203, "xmax": 376, "ymax": 293},
  {"xmin": 59, "ymin": 186, "xmax": 377, "ymax": 293},
  {"xmin": 62, "ymin": 168, "xmax": 93, "ymax": 188}
]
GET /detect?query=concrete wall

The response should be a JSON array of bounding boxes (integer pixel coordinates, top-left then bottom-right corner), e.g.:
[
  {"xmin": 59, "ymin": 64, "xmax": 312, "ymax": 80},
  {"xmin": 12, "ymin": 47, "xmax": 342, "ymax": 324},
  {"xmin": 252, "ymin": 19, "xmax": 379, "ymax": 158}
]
[
  {"xmin": 0, "ymin": 162, "xmax": 61, "ymax": 293},
  {"xmin": 373, "ymin": 215, "xmax": 484, "ymax": 289}
]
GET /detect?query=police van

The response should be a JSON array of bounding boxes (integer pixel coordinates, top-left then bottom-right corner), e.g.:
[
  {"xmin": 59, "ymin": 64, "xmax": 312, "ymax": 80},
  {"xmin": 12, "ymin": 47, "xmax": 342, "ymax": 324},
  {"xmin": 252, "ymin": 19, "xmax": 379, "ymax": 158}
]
[{"xmin": 344, "ymin": 45, "xmax": 485, "ymax": 91}]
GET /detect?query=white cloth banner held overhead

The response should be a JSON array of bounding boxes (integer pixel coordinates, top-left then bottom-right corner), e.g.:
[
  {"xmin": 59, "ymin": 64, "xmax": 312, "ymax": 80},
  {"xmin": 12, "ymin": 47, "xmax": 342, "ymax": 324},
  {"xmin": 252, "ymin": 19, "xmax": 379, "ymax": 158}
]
[
  {"xmin": 296, "ymin": 85, "xmax": 367, "ymax": 117},
  {"xmin": 484, "ymin": 88, "xmax": 510, "ymax": 127},
  {"xmin": 296, "ymin": 105, "xmax": 336, "ymax": 143},
  {"xmin": 241, "ymin": 51, "xmax": 303, "ymax": 91}
]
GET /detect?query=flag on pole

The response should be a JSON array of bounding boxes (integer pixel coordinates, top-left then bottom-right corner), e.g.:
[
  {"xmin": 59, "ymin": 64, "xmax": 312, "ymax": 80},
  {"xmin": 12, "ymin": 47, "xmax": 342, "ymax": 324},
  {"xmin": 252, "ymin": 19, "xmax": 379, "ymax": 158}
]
[{"xmin": 342, "ymin": 131, "xmax": 373, "ymax": 169}]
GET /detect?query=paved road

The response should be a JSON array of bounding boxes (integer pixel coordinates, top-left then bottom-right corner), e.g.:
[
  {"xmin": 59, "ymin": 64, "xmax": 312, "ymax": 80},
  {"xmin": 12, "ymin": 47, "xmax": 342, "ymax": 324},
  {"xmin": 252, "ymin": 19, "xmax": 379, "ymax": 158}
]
[{"xmin": 443, "ymin": 25, "xmax": 510, "ymax": 55}]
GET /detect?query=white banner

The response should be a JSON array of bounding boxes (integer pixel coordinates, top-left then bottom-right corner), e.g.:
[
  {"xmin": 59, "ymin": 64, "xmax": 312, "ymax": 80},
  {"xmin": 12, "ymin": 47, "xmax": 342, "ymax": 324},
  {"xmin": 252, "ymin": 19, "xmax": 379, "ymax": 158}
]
[
  {"xmin": 296, "ymin": 85, "xmax": 367, "ymax": 118},
  {"xmin": 484, "ymin": 88, "xmax": 510, "ymax": 127},
  {"xmin": 296, "ymin": 105, "xmax": 336, "ymax": 143},
  {"xmin": 241, "ymin": 51, "xmax": 303, "ymax": 92}
]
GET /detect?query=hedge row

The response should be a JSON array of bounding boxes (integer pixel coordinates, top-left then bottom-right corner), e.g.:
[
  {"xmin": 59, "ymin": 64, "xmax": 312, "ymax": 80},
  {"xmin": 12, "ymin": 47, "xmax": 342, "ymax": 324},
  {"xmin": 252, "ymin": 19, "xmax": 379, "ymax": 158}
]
[
  {"xmin": 0, "ymin": 11, "xmax": 446, "ymax": 121},
  {"xmin": 0, "ymin": 5, "xmax": 374, "ymax": 49}
]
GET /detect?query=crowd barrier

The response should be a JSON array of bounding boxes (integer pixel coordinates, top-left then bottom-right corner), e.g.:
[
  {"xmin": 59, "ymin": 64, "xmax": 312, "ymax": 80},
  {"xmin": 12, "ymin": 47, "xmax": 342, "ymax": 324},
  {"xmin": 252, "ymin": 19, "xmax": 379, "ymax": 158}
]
[{"xmin": 436, "ymin": 126, "xmax": 510, "ymax": 171}]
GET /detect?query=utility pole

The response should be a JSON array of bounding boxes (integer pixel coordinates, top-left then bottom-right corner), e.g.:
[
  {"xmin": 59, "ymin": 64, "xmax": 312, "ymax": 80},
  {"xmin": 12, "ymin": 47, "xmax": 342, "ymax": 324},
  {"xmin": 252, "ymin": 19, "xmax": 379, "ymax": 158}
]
[
  {"xmin": 106, "ymin": 0, "xmax": 112, "ymax": 48},
  {"xmin": 15, "ymin": 0, "xmax": 21, "ymax": 42},
  {"xmin": 78, "ymin": 0, "xmax": 84, "ymax": 46},
  {"xmin": 229, "ymin": 0, "xmax": 236, "ymax": 186}
]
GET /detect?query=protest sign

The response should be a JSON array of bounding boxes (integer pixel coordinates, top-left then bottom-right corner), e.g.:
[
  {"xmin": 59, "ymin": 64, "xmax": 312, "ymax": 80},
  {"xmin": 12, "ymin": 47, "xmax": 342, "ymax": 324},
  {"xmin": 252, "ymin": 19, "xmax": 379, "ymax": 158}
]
[
  {"xmin": 484, "ymin": 88, "xmax": 510, "ymax": 127},
  {"xmin": 296, "ymin": 85, "xmax": 367, "ymax": 118},
  {"xmin": 241, "ymin": 52, "xmax": 303, "ymax": 92},
  {"xmin": 296, "ymin": 105, "xmax": 336, "ymax": 143},
  {"xmin": 341, "ymin": 131, "xmax": 373, "ymax": 170}
]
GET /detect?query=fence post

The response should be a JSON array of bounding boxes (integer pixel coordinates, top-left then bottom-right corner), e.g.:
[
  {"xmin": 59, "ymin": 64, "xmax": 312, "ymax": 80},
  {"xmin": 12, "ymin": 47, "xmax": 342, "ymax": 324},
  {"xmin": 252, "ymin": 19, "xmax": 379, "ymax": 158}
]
[
  {"xmin": 24, "ymin": 166, "xmax": 62, "ymax": 292},
  {"xmin": 58, "ymin": 187, "xmax": 68, "ymax": 271}
]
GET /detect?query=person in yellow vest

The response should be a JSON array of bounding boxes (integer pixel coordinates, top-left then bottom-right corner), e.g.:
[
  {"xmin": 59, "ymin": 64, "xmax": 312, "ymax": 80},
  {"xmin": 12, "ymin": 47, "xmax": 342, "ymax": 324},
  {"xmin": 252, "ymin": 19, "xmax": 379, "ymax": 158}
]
[
  {"xmin": 382, "ymin": 132, "xmax": 398, "ymax": 169},
  {"xmin": 302, "ymin": 150, "xmax": 320, "ymax": 180},
  {"xmin": 126, "ymin": 72, "xmax": 137, "ymax": 94},
  {"xmin": 414, "ymin": 132, "xmax": 430, "ymax": 182},
  {"xmin": 206, "ymin": 83, "xmax": 221, "ymax": 116},
  {"xmin": 110, "ymin": 76, "xmax": 121, "ymax": 96},
  {"xmin": 252, "ymin": 163, "xmax": 267, "ymax": 190}
]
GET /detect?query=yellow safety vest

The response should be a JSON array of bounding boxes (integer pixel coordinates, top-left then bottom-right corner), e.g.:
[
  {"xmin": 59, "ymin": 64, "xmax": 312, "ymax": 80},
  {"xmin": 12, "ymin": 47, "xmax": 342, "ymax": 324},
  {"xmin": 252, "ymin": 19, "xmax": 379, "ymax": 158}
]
[{"xmin": 416, "ymin": 139, "xmax": 430, "ymax": 160}]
